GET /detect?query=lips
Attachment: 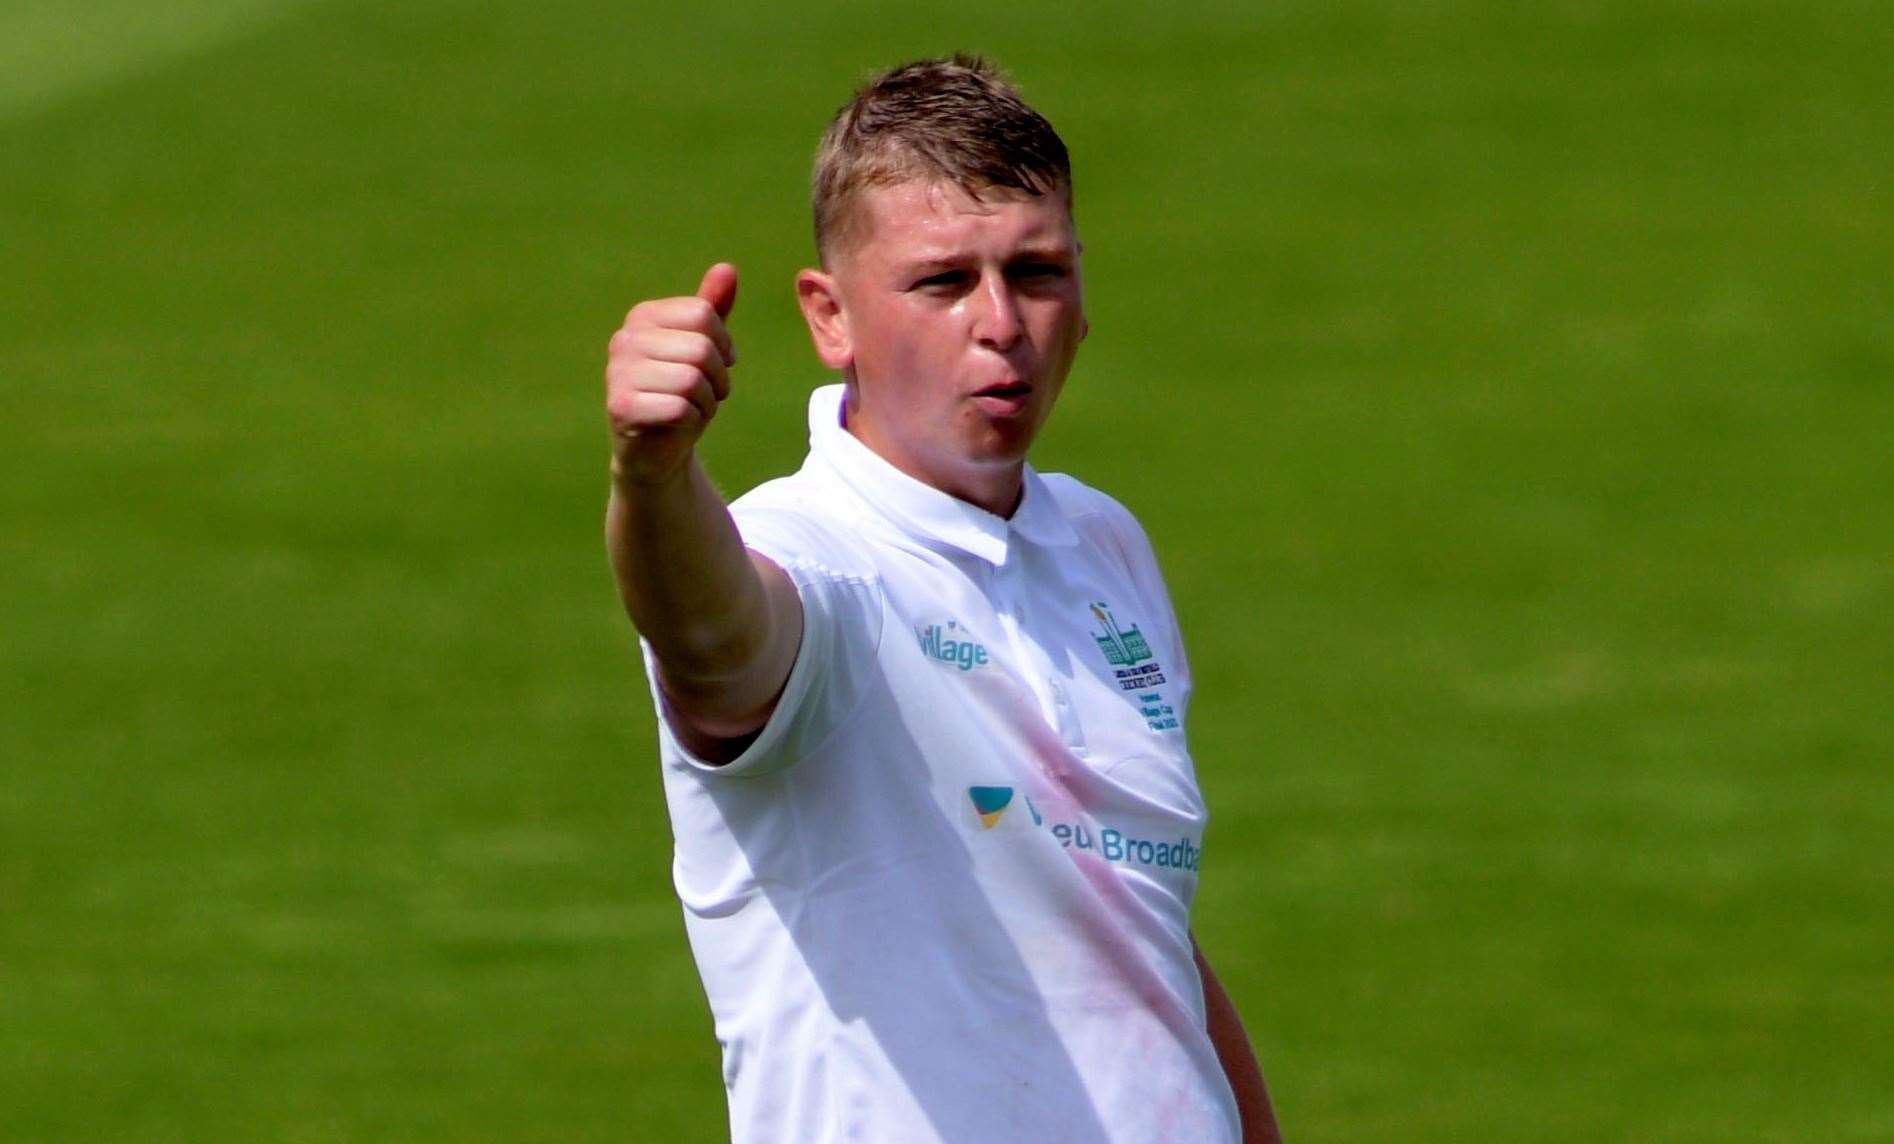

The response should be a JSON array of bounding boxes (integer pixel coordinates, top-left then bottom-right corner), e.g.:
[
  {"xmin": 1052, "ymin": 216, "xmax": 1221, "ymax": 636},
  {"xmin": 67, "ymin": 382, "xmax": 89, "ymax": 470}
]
[{"xmin": 971, "ymin": 381, "xmax": 1033, "ymax": 418}]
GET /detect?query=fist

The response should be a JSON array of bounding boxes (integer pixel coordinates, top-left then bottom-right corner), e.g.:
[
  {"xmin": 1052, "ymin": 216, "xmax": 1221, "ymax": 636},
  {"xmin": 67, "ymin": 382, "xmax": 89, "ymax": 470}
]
[{"xmin": 605, "ymin": 263, "xmax": 739, "ymax": 484}]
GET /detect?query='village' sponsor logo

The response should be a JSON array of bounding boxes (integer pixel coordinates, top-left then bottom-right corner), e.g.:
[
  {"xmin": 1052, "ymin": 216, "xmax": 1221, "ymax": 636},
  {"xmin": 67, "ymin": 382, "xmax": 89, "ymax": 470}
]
[{"xmin": 917, "ymin": 620, "xmax": 990, "ymax": 672}]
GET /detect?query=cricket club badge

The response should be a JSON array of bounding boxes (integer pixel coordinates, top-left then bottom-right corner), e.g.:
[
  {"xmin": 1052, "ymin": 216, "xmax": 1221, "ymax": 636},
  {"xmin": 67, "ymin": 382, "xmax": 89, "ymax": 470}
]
[{"xmin": 1089, "ymin": 601, "xmax": 1179, "ymax": 731}]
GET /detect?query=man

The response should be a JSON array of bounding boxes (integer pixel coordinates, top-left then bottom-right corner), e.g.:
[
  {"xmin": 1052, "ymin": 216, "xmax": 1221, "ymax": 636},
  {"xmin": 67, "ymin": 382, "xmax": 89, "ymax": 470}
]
[{"xmin": 604, "ymin": 55, "xmax": 1282, "ymax": 1143}]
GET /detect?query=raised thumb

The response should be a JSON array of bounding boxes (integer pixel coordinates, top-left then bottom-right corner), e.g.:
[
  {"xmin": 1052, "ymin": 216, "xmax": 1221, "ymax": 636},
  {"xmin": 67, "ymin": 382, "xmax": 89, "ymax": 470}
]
[{"xmin": 695, "ymin": 262, "xmax": 739, "ymax": 320}]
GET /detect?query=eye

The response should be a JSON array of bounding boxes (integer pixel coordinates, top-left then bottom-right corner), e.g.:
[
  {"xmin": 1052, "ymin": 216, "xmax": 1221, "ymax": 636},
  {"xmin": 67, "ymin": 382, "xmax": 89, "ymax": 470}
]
[
  {"xmin": 911, "ymin": 269, "xmax": 972, "ymax": 292},
  {"xmin": 1009, "ymin": 262, "xmax": 1068, "ymax": 281}
]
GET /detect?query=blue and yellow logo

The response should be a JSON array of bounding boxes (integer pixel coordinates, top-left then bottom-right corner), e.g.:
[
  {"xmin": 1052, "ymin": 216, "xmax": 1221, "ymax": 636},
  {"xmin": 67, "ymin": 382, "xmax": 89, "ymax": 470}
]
[{"xmin": 967, "ymin": 785, "xmax": 1014, "ymax": 829}]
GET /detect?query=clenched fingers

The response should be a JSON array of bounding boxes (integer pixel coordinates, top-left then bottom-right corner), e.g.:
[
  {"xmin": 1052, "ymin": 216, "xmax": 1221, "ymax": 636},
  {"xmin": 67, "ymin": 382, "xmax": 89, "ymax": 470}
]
[
  {"xmin": 607, "ymin": 359, "xmax": 720, "ymax": 426},
  {"xmin": 621, "ymin": 326, "xmax": 731, "ymax": 400},
  {"xmin": 609, "ymin": 389, "xmax": 708, "ymax": 440},
  {"xmin": 624, "ymin": 295, "xmax": 735, "ymax": 366}
]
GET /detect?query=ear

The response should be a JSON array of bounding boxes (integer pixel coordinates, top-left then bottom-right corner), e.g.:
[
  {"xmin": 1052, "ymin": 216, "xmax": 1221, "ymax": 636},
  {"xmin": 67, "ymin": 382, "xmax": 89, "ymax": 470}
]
[{"xmin": 796, "ymin": 268, "xmax": 853, "ymax": 371}]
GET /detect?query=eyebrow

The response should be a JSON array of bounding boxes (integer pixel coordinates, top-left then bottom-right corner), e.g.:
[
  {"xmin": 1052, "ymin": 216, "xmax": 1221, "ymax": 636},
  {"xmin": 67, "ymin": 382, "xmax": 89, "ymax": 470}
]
[{"xmin": 897, "ymin": 246, "xmax": 1075, "ymax": 274}]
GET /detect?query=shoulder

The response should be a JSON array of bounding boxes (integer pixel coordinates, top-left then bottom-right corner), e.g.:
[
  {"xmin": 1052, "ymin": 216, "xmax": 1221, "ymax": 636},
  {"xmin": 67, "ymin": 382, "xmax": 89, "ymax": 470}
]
[
  {"xmin": 1039, "ymin": 471, "xmax": 1192, "ymax": 673},
  {"xmin": 728, "ymin": 469, "xmax": 879, "ymax": 582},
  {"xmin": 1039, "ymin": 472, "xmax": 1159, "ymax": 561}
]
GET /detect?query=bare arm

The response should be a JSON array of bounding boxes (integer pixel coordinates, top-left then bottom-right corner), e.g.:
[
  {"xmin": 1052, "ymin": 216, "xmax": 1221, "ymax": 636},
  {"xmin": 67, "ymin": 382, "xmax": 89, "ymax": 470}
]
[
  {"xmin": 1194, "ymin": 933, "xmax": 1284, "ymax": 1144},
  {"xmin": 603, "ymin": 264, "xmax": 802, "ymax": 754}
]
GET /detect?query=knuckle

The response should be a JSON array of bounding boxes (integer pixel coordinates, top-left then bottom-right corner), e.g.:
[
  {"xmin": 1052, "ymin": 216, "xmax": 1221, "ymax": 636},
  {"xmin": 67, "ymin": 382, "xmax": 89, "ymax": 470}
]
[
  {"xmin": 654, "ymin": 360, "xmax": 695, "ymax": 391},
  {"xmin": 603, "ymin": 360, "xmax": 639, "ymax": 391},
  {"xmin": 658, "ymin": 393, "xmax": 698, "ymax": 424}
]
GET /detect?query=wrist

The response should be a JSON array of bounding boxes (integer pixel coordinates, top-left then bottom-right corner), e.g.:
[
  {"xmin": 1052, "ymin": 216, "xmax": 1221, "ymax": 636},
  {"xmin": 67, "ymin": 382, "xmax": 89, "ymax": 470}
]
[{"xmin": 610, "ymin": 448, "xmax": 697, "ymax": 496}]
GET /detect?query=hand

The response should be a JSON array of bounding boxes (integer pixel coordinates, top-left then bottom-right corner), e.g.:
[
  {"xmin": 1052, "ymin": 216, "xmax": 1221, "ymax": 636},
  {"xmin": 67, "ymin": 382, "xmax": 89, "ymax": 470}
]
[{"xmin": 605, "ymin": 263, "xmax": 739, "ymax": 486}]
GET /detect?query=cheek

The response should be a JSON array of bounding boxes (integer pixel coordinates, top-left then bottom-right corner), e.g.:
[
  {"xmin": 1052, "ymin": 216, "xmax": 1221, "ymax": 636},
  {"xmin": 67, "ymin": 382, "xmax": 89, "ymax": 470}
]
[
  {"xmin": 862, "ymin": 327, "xmax": 923, "ymax": 387},
  {"xmin": 881, "ymin": 321, "xmax": 957, "ymax": 384},
  {"xmin": 847, "ymin": 307, "xmax": 898, "ymax": 371},
  {"xmin": 1032, "ymin": 304, "xmax": 1084, "ymax": 354}
]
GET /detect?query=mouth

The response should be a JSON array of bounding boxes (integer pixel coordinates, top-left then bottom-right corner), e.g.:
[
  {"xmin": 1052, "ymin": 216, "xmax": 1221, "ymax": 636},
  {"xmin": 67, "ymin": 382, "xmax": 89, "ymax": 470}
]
[{"xmin": 971, "ymin": 381, "xmax": 1033, "ymax": 417}]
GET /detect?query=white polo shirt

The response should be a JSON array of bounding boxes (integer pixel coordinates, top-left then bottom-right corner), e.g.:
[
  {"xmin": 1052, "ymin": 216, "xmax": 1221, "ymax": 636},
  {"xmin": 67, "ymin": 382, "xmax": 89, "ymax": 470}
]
[{"xmin": 642, "ymin": 385, "xmax": 1239, "ymax": 1143}]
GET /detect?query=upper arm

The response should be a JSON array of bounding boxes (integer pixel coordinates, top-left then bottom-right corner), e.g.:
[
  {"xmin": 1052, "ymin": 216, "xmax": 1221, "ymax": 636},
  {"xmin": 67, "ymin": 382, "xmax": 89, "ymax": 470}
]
[{"xmin": 643, "ymin": 501, "xmax": 884, "ymax": 775}]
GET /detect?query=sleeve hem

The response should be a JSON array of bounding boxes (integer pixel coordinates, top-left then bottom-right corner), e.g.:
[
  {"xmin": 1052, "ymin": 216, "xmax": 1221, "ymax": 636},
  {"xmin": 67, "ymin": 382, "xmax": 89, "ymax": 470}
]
[{"xmin": 641, "ymin": 556, "xmax": 860, "ymax": 779}]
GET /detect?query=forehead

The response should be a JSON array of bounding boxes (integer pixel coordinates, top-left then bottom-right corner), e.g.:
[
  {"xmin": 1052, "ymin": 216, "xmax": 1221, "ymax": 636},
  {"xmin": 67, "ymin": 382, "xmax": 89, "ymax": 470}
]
[{"xmin": 843, "ymin": 179, "xmax": 1076, "ymax": 267}]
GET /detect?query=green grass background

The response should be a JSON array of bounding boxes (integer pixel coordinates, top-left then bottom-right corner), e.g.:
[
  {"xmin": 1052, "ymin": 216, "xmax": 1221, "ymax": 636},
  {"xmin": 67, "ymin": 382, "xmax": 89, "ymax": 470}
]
[{"xmin": 4, "ymin": 1, "xmax": 1889, "ymax": 1139}]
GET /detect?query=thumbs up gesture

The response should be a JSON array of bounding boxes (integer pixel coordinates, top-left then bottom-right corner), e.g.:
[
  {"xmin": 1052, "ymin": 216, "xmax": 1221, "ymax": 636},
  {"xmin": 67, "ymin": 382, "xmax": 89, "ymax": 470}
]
[{"xmin": 605, "ymin": 263, "xmax": 740, "ymax": 486}]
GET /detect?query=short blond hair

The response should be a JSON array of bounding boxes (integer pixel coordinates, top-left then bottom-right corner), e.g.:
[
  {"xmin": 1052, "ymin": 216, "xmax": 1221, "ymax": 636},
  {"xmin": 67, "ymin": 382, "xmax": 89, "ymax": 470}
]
[{"xmin": 811, "ymin": 54, "xmax": 1072, "ymax": 264}]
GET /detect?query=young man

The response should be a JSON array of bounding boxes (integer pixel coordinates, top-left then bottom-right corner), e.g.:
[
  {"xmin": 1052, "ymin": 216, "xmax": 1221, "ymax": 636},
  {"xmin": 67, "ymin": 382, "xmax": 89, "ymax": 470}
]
[{"xmin": 604, "ymin": 56, "xmax": 1282, "ymax": 1143}]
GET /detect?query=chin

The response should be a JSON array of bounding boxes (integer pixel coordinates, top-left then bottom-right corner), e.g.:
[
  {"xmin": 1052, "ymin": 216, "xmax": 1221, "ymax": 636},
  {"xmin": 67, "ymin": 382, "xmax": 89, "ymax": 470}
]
[
  {"xmin": 970, "ymin": 428, "xmax": 1038, "ymax": 465},
  {"xmin": 952, "ymin": 399, "xmax": 1052, "ymax": 466}
]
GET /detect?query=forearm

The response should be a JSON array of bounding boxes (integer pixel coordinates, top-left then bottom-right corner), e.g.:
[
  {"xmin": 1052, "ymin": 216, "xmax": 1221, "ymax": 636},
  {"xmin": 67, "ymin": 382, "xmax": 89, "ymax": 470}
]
[
  {"xmin": 601, "ymin": 263, "xmax": 801, "ymax": 745},
  {"xmin": 1195, "ymin": 937, "xmax": 1283, "ymax": 1144},
  {"xmin": 606, "ymin": 453, "xmax": 772, "ymax": 705}
]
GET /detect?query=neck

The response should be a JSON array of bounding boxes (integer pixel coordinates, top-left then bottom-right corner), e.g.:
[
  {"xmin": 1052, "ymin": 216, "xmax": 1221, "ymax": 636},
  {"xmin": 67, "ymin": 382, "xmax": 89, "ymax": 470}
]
[{"xmin": 841, "ymin": 397, "xmax": 1025, "ymax": 518}]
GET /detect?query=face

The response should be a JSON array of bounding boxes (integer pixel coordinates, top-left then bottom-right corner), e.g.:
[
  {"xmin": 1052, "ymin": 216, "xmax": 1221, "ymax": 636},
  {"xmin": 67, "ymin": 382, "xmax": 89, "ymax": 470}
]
[{"xmin": 797, "ymin": 178, "xmax": 1087, "ymax": 515}]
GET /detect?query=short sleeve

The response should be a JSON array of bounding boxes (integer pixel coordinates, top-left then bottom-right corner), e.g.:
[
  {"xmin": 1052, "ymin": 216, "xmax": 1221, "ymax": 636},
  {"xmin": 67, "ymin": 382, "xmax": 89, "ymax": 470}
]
[{"xmin": 640, "ymin": 504, "xmax": 883, "ymax": 778}]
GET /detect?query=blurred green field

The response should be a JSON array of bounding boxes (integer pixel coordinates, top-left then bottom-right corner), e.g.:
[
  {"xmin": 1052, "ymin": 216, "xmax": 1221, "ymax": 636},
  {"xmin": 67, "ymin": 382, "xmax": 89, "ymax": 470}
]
[{"xmin": 3, "ymin": 1, "xmax": 1890, "ymax": 1139}]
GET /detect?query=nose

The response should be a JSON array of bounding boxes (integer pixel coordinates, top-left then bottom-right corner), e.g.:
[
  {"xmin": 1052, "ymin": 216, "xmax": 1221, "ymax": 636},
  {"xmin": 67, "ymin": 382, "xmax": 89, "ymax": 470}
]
[{"xmin": 970, "ymin": 274, "xmax": 1024, "ymax": 352}]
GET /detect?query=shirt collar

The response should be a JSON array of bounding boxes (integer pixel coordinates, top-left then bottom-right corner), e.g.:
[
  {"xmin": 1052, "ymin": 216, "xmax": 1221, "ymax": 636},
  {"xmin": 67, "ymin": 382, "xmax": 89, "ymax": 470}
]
[{"xmin": 804, "ymin": 383, "xmax": 1078, "ymax": 565}]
